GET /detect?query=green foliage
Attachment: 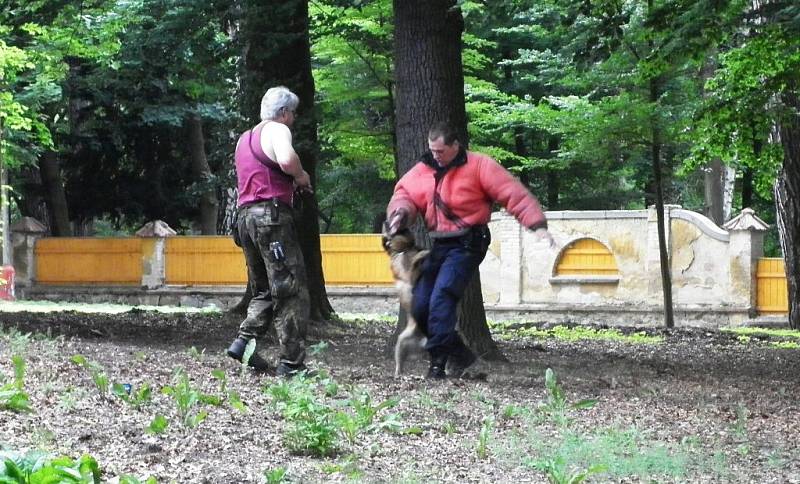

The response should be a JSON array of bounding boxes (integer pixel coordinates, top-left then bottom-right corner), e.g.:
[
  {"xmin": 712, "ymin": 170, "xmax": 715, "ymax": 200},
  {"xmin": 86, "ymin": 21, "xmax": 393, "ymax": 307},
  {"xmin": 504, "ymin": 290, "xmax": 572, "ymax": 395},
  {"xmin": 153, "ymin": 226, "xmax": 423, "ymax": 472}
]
[
  {"xmin": 112, "ymin": 382, "xmax": 152, "ymax": 409},
  {"xmin": 0, "ymin": 355, "xmax": 32, "ymax": 413},
  {"xmin": 476, "ymin": 416, "xmax": 494, "ymax": 460},
  {"xmin": 160, "ymin": 367, "xmax": 218, "ymax": 429},
  {"xmin": 263, "ymin": 466, "xmax": 287, "ymax": 484},
  {"xmin": 70, "ymin": 355, "xmax": 110, "ymax": 396},
  {"xmin": 0, "ymin": 450, "xmax": 101, "ymax": 483},
  {"xmin": 491, "ymin": 322, "xmax": 662, "ymax": 344},
  {"xmin": 119, "ymin": 475, "xmax": 158, "ymax": 484},
  {"xmin": 539, "ymin": 368, "xmax": 597, "ymax": 426},
  {"xmin": 211, "ymin": 368, "xmax": 248, "ymax": 413},
  {"xmin": 146, "ymin": 415, "xmax": 169, "ymax": 435},
  {"xmin": 265, "ymin": 371, "xmax": 400, "ymax": 457},
  {"xmin": 311, "ymin": 0, "xmax": 395, "ymax": 232}
]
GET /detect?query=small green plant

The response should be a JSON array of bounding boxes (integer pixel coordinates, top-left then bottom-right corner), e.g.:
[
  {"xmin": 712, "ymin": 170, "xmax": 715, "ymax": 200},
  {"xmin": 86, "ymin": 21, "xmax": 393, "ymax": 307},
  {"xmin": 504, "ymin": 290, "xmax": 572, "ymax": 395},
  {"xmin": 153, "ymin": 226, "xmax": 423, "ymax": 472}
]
[
  {"xmin": 70, "ymin": 354, "xmax": 110, "ymax": 395},
  {"xmin": 263, "ymin": 466, "xmax": 288, "ymax": 484},
  {"xmin": 0, "ymin": 449, "xmax": 101, "ymax": 483},
  {"xmin": 120, "ymin": 475, "xmax": 158, "ymax": 484},
  {"xmin": 441, "ymin": 421, "xmax": 456, "ymax": 435},
  {"xmin": 147, "ymin": 414, "xmax": 169, "ymax": 434},
  {"xmin": 476, "ymin": 416, "xmax": 494, "ymax": 460},
  {"xmin": 771, "ymin": 340, "xmax": 799, "ymax": 349},
  {"xmin": 731, "ymin": 403, "xmax": 749, "ymax": 439},
  {"xmin": 211, "ymin": 369, "xmax": 247, "ymax": 413},
  {"xmin": 112, "ymin": 383, "xmax": 153, "ymax": 409},
  {"xmin": 533, "ymin": 457, "xmax": 605, "ymax": 484},
  {"xmin": 0, "ymin": 355, "xmax": 32, "ymax": 413},
  {"xmin": 320, "ymin": 454, "xmax": 363, "ymax": 479},
  {"xmin": 187, "ymin": 346, "xmax": 205, "ymax": 361},
  {"xmin": 308, "ymin": 340, "xmax": 329, "ymax": 356},
  {"xmin": 539, "ymin": 368, "xmax": 597, "ymax": 425},
  {"xmin": 161, "ymin": 368, "xmax": 219, "ymax": 429},
  {"xmin": 266, "ymin": 373, "xmax": 400, "ymax": 457}
]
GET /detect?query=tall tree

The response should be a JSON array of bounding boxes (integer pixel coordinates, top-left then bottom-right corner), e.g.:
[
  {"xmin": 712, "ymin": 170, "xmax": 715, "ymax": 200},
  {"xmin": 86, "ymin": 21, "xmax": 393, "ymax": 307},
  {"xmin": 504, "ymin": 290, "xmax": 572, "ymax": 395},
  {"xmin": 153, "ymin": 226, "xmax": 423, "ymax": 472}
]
[
  {"xmin": 237, "ymin": 0, "xmax": 333, "ymax": 321},
  {"xmin": 393, "ymin": 0, "xmax": 504, "ymax": 360}
]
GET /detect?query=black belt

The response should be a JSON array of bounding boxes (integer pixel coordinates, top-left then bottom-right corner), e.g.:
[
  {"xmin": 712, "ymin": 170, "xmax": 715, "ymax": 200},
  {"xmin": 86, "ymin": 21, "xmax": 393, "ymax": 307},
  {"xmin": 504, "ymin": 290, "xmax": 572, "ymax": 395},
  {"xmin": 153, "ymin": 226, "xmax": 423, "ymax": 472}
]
[{"xmin": 239, "ymin": 198, "xmax": 291, "ymax": 212}]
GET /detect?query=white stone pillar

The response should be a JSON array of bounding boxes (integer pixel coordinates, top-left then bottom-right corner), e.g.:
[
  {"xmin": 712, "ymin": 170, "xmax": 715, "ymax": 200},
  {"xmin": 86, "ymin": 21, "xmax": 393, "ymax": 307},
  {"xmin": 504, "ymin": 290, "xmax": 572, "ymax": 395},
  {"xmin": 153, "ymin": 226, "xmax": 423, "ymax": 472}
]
[
  {"xmin": 723, "ymin": 208, "xmax": 769, "ymax": 313},
  {"xmin": 11, "ymin": 217, "xmax": 47, "ymax": 289},
  {"xmin": 495, "ymin": 211, "xmax": 522, "ymax": 306}
]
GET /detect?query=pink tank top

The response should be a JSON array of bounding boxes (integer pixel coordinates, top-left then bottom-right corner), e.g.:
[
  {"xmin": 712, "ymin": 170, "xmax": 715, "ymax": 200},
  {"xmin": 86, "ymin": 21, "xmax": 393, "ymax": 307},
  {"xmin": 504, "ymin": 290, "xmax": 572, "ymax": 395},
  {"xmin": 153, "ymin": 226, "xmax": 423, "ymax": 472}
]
[{"xmin": 235, "ymin": 122, "xmax": 295, "ymax": 207}]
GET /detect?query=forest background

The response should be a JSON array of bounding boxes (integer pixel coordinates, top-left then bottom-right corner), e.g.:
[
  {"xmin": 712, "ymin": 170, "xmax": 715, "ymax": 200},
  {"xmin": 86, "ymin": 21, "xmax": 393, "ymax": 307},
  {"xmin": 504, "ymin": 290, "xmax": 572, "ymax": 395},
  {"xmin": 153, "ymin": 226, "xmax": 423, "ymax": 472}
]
[{"xmin": 0, "ymin": 1, "xmax": 798, "ymax": 324}]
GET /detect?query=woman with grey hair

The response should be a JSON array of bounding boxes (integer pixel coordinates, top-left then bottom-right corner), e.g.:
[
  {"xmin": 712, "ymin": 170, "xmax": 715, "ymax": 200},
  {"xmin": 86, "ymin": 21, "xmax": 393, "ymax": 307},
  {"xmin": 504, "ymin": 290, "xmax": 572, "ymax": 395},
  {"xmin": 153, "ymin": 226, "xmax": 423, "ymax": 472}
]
[
  {"xmin": 227, "ymin": 85, "xmax": 312, "ymax": 377},
  {"xmin": 260, "ymin": 86, "xmax": 300, "ymax": 122}
]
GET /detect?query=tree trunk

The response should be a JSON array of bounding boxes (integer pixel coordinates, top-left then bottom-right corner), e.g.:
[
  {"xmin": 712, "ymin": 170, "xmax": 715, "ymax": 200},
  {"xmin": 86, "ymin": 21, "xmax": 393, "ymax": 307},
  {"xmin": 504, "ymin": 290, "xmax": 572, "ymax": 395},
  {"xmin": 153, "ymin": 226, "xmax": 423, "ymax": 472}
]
[
  {"xmin": 0, "ymin": 119, "xmax": 8, "ymax": 265},
  {"xmin": 237, "ymin": 0, "xmax": 333, "ymax": 321},
  {"xmin": 39, "ymin": 152, "xmax": 71, "ymax": 236},
  {"xmin": 776, "ymin": 90, "xmax": 800, "ymax": 329},
  {"xmin": 650, "ymin": 75, "xmax": 675, "ymax": 328},
  {"xmin": 704, "ymin": 158, "xmax": 724, "ymax": 225},
  {"xmin": 187, "ymin": 113, "xmax": 218, "ymax": 235},
  {"xmin": 392, "ymin": 0, "xmax": 504, "ymax": 361}
]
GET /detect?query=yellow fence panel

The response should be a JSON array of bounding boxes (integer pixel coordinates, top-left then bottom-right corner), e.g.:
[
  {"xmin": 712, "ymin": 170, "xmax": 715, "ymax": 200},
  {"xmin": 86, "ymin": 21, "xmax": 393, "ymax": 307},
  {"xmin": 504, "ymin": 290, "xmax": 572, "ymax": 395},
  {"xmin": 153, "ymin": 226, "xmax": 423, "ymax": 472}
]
[
  {"xmin": 756, "ymin": 258, "xmax": 788, "ymax": 315},
  {"xmin": 321, "ymin": 235, "xmax": 392, "ymax": 286},
  {"xmin": 555, "ymin": 238, "xmax": 619, "ymax": 276},
  {"xmin": 35, "ymin": 238, "xmax": 143, "ymax": 285},
  {"xmin": 165, "ymin": 237, "xmax": 247, "ymax": 285}
]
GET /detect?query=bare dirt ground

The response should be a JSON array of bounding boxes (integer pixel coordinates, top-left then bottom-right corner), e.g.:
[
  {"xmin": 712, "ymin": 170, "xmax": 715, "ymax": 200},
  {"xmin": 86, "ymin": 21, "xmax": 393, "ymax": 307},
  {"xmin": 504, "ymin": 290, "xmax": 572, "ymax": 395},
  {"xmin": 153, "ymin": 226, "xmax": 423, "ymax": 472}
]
[{"xmin": 1, "ymin": 310, "xmax": 799, "ymax": 483}]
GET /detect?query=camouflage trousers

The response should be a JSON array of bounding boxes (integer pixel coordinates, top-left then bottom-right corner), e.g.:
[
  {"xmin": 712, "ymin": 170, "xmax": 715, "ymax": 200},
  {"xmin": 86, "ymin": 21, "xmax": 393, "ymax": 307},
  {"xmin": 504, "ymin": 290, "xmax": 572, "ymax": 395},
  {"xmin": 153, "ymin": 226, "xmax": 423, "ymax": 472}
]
[{"xmin": 236, "ymin": 199, "xmax": 309, "ymax": 365}]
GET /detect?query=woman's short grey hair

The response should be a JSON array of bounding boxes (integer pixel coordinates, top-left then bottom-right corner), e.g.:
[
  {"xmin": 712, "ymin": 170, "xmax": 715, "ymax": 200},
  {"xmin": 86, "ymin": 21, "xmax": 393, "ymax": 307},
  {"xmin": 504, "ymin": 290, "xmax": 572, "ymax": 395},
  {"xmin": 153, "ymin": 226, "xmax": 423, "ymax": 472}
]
[{"xmin": 260, "ymin": 86, "xmax": 300, "ymax": 121}]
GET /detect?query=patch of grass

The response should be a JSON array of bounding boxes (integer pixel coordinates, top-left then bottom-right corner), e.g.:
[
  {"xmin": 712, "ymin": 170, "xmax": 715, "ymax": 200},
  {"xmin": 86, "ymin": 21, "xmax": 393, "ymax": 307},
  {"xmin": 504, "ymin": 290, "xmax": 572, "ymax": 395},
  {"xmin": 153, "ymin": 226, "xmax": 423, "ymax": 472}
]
[
  {"xmin": 0, "ymin": 299, "xmax": 219, "ymax": 314},
  {"xmin": 490, "ymin": 323, "xmax": 662, "ymax": 344},
  {"xmin": 263, "ymin": 466, "xmax": 288, "ymax": 484},
  {"xmin": 509, "ymin": 426, "xmax": 692, "ymax": 481},
  {"xmin": 0, "ymin": 355, "xmax": 32, "ymax": 413},
  {"xmin": 537, "ymin": 368, "xmax": 597, "ymax": 426},
  {"xmin": 771, "ymin": 341, "xmax": 799, "ymax": 349},
  {"xmin": 321, "ymin": 453, "xmax": 363, "ymax": 480},
  {"xmin": 723, "ymin": 327, "xmax": 800, "ymax": 340},
  {"xmin": 476, "ymin": 416, "xmax": 494, "ymax": 460},
  {"xmin": 265, "ymin": 372, "xmax": 401, "ymax": 457},
  {"xmin": 70, "ymin": 354, "xmax": 110, "ymax": 396}
]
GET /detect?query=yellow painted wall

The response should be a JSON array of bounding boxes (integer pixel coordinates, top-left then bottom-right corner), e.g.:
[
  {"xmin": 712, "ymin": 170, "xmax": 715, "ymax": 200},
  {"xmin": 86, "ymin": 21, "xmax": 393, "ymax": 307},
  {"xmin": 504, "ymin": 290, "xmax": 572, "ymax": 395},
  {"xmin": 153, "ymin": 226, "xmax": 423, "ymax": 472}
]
[
  {"xmin": 320, "ymin": 235, "xmax": 393, "ymax": 286},
  {"xmin": 165, "ymin": 237, "xmax": 247, "ymax": 285},
  {"xmin": 555, "ymin": 238, "xmax": 619, "ymax": 276},
  {"xmin": 35, "ymin": 238, "xmax": 143, "ymax": 285},
  {"xmin": 756, "ymin": 258, "xmax": 789, "ymax": 314}
]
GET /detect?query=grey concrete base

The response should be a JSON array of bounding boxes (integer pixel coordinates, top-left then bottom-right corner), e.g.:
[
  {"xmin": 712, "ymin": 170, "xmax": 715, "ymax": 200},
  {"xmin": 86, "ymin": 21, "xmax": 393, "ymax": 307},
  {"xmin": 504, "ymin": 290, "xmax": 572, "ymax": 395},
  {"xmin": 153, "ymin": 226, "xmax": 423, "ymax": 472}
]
[{"xmin": 18, "ymin": 285, "xmax": 787, "ymax": 327}]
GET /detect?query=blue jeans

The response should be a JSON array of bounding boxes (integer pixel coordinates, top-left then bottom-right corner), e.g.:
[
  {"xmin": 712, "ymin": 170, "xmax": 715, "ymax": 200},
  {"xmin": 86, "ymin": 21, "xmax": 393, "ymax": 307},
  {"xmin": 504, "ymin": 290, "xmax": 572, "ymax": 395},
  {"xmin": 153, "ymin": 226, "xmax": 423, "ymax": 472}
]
[{"xmin": 411, "ymin": 235, "xmax": 488, "ymax": 357}]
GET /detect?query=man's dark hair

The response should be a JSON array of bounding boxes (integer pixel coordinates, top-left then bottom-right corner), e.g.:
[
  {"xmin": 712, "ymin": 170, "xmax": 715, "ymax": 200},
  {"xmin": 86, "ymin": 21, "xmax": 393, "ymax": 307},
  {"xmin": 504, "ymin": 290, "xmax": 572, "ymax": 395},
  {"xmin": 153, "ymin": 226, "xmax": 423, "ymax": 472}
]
[{"xmin": 428, "ymin": 122, "xmax": 459, "ymax": 145}]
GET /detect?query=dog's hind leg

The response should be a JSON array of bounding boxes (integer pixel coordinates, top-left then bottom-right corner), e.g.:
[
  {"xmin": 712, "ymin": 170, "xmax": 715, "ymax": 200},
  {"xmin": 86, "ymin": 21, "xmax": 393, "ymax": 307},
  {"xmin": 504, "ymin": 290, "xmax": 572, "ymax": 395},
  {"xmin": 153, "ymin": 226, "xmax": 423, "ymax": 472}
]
[{"xmin": 394, "ymin": 317, "xmax": 427, "ymax": 378}]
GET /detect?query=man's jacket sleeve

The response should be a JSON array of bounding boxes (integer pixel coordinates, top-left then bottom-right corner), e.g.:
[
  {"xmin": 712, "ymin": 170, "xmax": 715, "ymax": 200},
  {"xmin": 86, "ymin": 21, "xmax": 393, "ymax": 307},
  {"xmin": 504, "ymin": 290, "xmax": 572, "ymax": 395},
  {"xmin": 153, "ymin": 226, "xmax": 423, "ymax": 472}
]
[
  {"xmin": 478, "ymin": 156, "xmax": 547, "ymax": 230},
  {"xmin": 386, "ymin": 176, "xmax": 420, "ymax": 224}
]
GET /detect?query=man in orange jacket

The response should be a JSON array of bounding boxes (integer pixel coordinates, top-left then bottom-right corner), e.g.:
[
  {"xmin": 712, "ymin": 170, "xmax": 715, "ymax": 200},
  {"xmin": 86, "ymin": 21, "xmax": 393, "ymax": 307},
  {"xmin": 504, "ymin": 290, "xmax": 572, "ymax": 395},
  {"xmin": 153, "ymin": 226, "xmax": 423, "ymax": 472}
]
[{"xmin": 386, "ymin": 122, "xmax": 555, "ymax": 379}]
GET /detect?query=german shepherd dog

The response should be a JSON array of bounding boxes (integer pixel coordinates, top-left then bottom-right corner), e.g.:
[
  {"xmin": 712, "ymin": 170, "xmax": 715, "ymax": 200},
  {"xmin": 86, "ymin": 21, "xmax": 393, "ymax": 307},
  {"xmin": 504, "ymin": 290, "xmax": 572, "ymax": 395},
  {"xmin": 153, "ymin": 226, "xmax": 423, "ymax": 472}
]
[{"xmin": 382, "ymin": 225, "xmax": 429, "ymax": 378}]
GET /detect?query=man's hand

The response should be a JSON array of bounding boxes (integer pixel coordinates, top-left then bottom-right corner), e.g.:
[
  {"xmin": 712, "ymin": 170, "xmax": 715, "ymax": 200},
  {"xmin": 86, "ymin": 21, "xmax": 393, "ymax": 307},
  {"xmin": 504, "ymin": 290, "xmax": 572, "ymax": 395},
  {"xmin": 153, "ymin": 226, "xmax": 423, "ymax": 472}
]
[
  {"xmin": 387, "ymin": 209, "xmax": 409, "ymax": 236},
  {"xmin": 532, "ymin": 227, "xmax": 556, "ymax": 248},
  {"xmin": 294, "ymin": 170, "xmax": 312, "ymax": 193}
]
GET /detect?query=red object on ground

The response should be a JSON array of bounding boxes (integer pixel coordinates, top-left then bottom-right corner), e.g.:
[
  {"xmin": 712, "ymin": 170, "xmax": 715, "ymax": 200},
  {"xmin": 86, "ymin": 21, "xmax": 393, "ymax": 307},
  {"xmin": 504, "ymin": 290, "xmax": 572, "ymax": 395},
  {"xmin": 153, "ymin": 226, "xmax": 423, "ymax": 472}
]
[{"xmin": 0, "ymin": 265, "xmax": 15, "ymax": 301}]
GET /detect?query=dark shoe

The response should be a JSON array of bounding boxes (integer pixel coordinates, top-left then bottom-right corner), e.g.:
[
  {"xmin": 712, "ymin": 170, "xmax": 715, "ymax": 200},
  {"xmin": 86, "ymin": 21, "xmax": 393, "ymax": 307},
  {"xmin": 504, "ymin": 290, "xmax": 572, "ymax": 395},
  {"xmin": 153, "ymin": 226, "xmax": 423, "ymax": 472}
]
[
  {"xmin": 448, "ymin": 344, "xmax": 477, "ymax": 379},
  {"xmin": 426, "ymin": 354, "xmax": 447, "ymax": 380},
  {"xmin": 276, "ymin": 361, "xmax": 309, "ymax": 378},
  {"xmin": 227, "ymin": 337, "xmax": 270, "ymax": 372}
]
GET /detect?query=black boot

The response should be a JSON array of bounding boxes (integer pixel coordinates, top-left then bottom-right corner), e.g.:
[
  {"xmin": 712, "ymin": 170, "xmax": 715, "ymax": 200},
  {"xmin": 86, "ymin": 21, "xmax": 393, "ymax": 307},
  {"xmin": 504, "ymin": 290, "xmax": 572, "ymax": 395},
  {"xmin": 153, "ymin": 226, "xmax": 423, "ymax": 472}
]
[
  {"xmin": 426, "ymin": 352, "xmax": 447, "ymax": 380},
  {"xmin": 276, "ymin": 361, "xmax": 309, "ymax": 378},
  {"xmin": 448, "ymin": 339, "xmax": 477, "ymax": 379},
  {"xmin": 227, "ymin": 337, "xmax": 270, "ymax": 372}
]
